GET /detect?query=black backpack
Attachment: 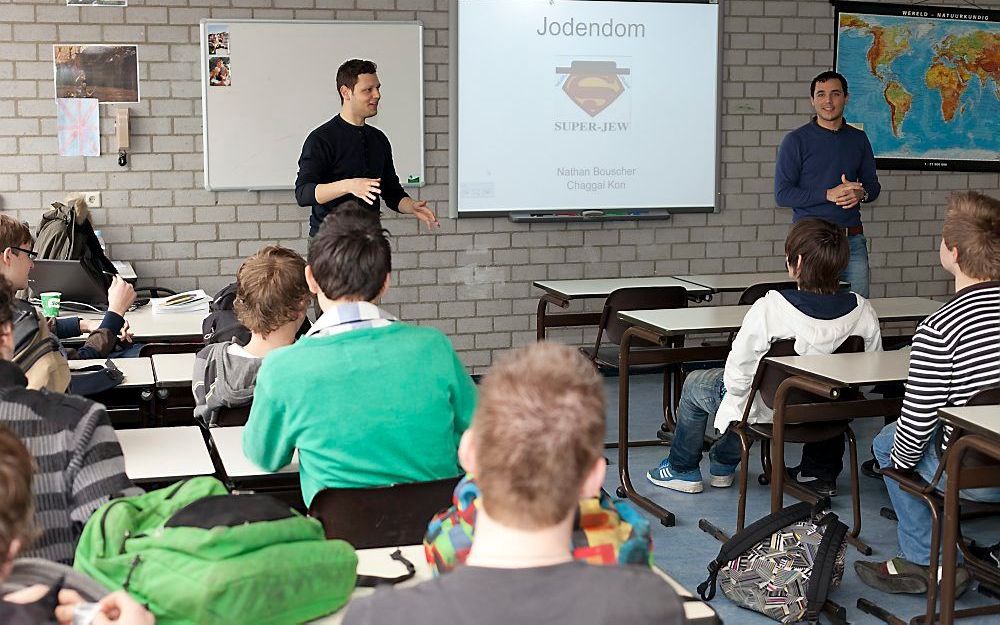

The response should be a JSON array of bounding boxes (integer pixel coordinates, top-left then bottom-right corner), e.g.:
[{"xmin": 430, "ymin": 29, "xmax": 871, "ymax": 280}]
[
  {"xmin": 202, "ymin": 282, "xmax": 311, "ymax": 345},
  {"xmin": 34, "ymin": 200, "xmax": 116, "ymax": 292},
  {"xmin": 698, "ymin": 500, "xmax": 848, "ymax": 624}
]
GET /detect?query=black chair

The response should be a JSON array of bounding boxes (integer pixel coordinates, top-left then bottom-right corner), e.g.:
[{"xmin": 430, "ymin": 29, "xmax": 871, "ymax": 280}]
[
  {"xmin": 872, "ymin": 386, "xmax": 1000, "ymax": 625},
  {"xmin": 308, "ymin": 476, "xmax": 462, "ymax": 549},
  {"xmin": 731, "ymin": 336, "xmax": 867, "ymax": 550}
]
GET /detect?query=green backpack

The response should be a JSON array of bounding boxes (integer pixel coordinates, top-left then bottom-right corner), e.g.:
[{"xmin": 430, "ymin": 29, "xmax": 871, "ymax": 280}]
[{"xmin": 74, "ymin": 477, "xmax": 359, "ymax": 625}]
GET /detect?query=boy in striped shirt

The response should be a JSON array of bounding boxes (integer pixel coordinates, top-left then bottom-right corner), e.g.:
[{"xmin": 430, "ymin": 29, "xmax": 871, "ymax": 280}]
[{"xmin": 856, "ymin": 191, "xmax": 1000, "ymax": 595}]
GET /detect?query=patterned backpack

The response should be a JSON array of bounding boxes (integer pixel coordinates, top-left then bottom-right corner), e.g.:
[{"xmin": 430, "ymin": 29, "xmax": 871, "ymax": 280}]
[
  {"xmin": 697, "ymin": 500, "xmax": 847, "ymax": 624},
  {"xmin": 424, "ymin": 475, "xmax": 653, "ymax": 574}
]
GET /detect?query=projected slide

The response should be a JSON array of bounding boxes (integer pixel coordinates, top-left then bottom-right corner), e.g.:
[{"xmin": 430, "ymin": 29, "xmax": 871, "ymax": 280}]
[{"xmin": 456, "ymin": 0, "xmax": 719, "ymax": 214}]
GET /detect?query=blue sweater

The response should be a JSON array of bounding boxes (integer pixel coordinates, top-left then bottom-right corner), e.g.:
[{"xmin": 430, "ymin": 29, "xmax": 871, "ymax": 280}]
[{"xmin": 774, "ymin": 119, "xmax": 881, "ymax": 228}]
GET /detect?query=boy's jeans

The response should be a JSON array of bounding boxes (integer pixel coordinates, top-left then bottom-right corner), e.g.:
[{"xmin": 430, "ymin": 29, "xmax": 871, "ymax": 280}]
[
  {"xmin": 873, "ymin": 422, "xmax": 1000, "ymax": 565},
  {"xmin": 666, "ymin": 369, "xmax": 741, "ymax": 473}
]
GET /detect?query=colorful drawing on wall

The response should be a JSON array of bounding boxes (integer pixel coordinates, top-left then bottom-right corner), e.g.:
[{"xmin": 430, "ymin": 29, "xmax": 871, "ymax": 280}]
[
  {"xmin": 209, "ymin": 57, "xmax": 231, "ymax": 87},
  {"xmin": 67, "ymin": 0, "xmax": 127, "ymax": 5},
  {"xmin": 57, "ymin": 98, "xmax": 100, "ymax": 157},
  {"xmin": 833, "ymin": 1, "xmax": 1000, "ymax": 172},
  {"xmin": 53, "ymin": 44, "xmax": 139, "ymax": 103},
  {"xmin": 207, "ymin": 25, "xmax": 230, "ymax": 56}
]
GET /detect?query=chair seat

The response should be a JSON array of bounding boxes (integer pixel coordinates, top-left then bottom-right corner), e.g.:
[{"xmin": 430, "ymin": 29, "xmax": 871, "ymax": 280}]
[
  {"xmin": 747, "ymin": 420, "xmax": 851, "ymax": 444},
  {"xmin": 579, "ymin": 346, "xmax": 670, "ymax": 374}
]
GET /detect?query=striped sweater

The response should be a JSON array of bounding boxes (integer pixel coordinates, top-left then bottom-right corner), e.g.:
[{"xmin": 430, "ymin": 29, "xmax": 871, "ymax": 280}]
[
  {"xmin": 891, "ymin": 281, "xmax": 1000, "ymax": 469},
  {"xmin": 0, "ymin": 359, "xmax": 141, "ymax": 564}
]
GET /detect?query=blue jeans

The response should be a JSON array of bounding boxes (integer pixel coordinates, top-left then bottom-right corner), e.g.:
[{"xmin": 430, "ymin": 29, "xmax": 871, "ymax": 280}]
[
  {"xmin": 666, "ymin": 369, "xmax": 742, "ymax": 474},
  {"xmin": 873, "ymin": 422, "xmax": 1000, "ymax": 565},
  {"xmin": 843, "ymin": 234, "xmax": 869, "ymax": 298}
]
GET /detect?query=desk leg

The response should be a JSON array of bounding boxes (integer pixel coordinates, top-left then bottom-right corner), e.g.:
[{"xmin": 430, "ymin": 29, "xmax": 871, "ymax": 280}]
[
  {"xmin": 616, "ymin": 328, "xmax": 675, "ymax": 527},
  {"xmin": 939, "ymin": 437, "xmax": 967, "ymax": 625}
]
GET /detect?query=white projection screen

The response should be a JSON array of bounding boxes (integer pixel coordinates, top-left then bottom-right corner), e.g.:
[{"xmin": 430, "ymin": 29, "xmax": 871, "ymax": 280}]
[{"xmin": 451, "ymin": 0, "xmax": 721, "ymax": 216}]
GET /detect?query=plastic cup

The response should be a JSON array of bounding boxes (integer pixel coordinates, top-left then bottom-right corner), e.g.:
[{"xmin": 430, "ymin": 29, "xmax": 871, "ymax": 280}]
[{"xmin": 40, "ymin": 292, "xmax": 61, "ymax": 317}]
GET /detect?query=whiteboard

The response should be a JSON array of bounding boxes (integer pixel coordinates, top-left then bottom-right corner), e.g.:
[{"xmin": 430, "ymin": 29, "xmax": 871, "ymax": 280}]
[{"xmin": 200, "ymin": 19, "xmax": 424, "ymax": 191}]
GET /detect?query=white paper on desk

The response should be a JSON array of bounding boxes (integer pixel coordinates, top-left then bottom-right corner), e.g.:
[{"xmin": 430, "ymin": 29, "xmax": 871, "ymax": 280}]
[{"xmin": 151, "ymin": 289, "xmax": 210, "ymax": 314}]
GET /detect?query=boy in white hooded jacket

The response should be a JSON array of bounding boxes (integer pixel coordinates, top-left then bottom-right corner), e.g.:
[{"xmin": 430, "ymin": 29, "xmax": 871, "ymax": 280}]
[{"xmin": 648, "ymin": 218, "xmax": 882, "ymax": 495}]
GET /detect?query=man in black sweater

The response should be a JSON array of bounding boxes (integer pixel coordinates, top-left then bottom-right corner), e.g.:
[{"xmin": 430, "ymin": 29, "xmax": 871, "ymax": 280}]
[{"xmin": 294, "ymin": 59, "xmax": 438, "ymax": 236}]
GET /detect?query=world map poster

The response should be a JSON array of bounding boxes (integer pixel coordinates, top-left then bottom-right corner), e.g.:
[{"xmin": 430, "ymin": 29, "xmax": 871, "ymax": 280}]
[{"xmin": 834, "ymin": 2, "xmax": 999, "ymax": 172}]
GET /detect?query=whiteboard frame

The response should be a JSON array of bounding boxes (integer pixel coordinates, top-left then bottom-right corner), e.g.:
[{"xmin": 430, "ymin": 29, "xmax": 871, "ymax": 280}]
[
  {"xmin": 449, "ymin": 0, "xmax": 722, "ymax": 218},
  {"xmin": 200, "ymin": 18, "xmax": 425, "ymax": 192}
]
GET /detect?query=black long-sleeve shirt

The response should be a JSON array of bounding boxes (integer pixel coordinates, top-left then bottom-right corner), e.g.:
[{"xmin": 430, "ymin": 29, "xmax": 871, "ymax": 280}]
[{"xmin": 294, "ymin": 115, "xmax": 408, "ymax": 236}]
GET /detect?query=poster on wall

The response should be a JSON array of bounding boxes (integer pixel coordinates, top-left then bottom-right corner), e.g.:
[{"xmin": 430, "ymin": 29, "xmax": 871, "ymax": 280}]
[
  {"xmin": 833, "ymin": 1, "xmax": 1000, "ymax": 172},
  {"xmin": 53, "ymin": 44, "xmax": 140, "ymax": 104},
  {"xmin": 207, "ymin": 25, "xmax": 232, "ymax": 87},
  {"xmin": 57, "ymin": 98, "xmax": 100, "ymax": 157},
  {"xmin": 67, "ymin": 0, "xmax": 128, "ymax": 5}
]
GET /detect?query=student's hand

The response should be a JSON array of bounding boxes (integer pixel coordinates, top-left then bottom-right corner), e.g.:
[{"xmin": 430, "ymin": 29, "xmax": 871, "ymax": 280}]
[
  {"xmin": 56, "ymin": 590, "xmax": 155, "ymax": 625},
  {"xmin": 400, "ymin": 198, "xmax": 439, "ymax": 229},
  {"xmin": 345, "ymin": 177, "xmax": 382, "ymax": 205},
  {"xmin": 3, "ymin": 583, "xmax": 50, "ymax": 604},
  {"xmin": 107, "ymin": 276, "xmax": 137, "ymax": 317},
  {"xmin": 118, "ymin": 320, "xmax": 134, "ymax": 344},
  {"xmin": 55, "ymin": 589, "xmax": 85, "ymax": 624},
  {"xmin": 80, "ymin": 318, "xmax": 100, "ymax": 333}
]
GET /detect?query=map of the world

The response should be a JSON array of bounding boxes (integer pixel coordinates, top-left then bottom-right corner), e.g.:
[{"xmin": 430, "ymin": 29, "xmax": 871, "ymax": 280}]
[{"xmin": 835, "ymin": 6, "xmax": 999, "ymax": 169}]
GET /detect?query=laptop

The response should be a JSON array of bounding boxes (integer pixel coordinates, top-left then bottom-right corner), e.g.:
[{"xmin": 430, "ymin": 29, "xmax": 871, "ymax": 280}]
[{"xmin": 28, "ymin": 259, "xmax": 109, "ymax": 307}]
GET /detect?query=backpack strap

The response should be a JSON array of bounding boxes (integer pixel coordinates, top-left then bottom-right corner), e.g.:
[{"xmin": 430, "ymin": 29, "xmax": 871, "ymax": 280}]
[
  {"xmin": 697, "ymin": 501, "xmax": 813, "ymax": 601},
  {"xmin": 804, "ymin": 516, "xmax": 848, "ymax": 623},
  {"xmin": 354, "ymin": 549, "xmax": 417, "ymax": 587}
]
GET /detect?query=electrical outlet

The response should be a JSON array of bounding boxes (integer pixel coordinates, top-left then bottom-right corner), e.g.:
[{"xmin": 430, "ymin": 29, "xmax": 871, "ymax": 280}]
[{"xmin": 84, "ymin": 192, "xmax": 101, "ymax": 208}]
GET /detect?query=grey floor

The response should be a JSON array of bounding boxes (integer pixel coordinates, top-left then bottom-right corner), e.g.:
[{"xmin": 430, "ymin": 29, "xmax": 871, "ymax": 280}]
[{"xmin": 602, "ymin": 374, "xmax": 998, "ymax": 625}]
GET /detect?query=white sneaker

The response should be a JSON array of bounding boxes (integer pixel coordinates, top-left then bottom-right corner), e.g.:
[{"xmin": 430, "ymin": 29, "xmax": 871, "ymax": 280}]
[{"xmin": 709, "ymin": 473, "xmax": 735, "ymax": 488}]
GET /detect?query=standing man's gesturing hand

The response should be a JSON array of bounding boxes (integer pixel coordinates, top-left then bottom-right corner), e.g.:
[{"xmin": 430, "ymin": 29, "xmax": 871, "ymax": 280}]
[
  {"xmin": 399, "ymin": 197, "xmax": 439, "ymax": 229},
  {"xmin": 346, "ymin": 178, "xmax": 381, "ymax": 205}
]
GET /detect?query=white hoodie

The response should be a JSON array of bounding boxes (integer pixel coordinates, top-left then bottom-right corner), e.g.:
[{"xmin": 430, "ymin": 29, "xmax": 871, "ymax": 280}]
[{"xmin": 712, "ymin": 290, "xmax": 882, "ymax": 433}]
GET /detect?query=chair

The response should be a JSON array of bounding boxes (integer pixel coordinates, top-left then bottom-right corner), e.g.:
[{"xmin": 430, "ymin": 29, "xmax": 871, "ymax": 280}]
[
  {"xmin": 308, "ymin": 476, "xmax": 462, "ymax": 549},
  {"xmin": 731, "ymin": 336, "xmax": 867, "ymax": 551},
  {"xmin": 873, "ymin": 386, "xmax": 1000, "ymax": 625},
  {"xmin": 727, "ymin": 281, "xmax": 797, "ymax": 343},
  {"xmin": 138, "ymin": 342, "xmax": 204, "ymax": 357},
  {"xmin": 213, "ymin": 404, "xmax": 253, "ymax": 427}
]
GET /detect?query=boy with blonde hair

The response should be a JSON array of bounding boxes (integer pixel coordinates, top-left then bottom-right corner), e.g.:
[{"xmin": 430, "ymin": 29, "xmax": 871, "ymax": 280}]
[{"xmin": 344, "ymin": 342, "xmax": 684, "ymax": 625}]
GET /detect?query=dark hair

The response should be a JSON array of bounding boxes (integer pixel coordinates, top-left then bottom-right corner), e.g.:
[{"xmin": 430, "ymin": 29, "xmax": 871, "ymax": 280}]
[
  {"xmin": 785, "ymin": 219, "xmax": 849, "ymax": 294},
  {"xmin": 0, "ymin": 275, "xmax": 13, "ymax": 329},
  {"xmin": 0, "ymin": 214, "xmax": 33, "ymax": 252},
  {"xmin": 336, "ymin": 59, "xmax": 378, "ymax": 104},
  {"xmin": 942, "ymin": 191, "xmax": 1000, "ymax": 281},
  {"xmin": 811, "ymin": 70, "xmax": 848, "ymax": 97},
  {"xmin": 308, "ymin": 202, "xmax": 391, "ymax": 302}
]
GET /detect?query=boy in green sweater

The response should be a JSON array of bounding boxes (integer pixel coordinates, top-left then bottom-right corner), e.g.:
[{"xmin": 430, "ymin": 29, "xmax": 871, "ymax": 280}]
[{"xmin": 243, "ymin": 204, "xmax": 476, "ymax": 507}]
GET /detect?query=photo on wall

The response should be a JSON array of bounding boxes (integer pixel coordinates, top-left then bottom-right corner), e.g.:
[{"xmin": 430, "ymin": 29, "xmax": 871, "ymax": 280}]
[
  {"xmin": 208, "ymin": 56, "xmax": 231, "ymax": 87},
  {"xmin": 53, "ymin": 45, "xmax": 139, "ymax": 103},
  {"xmin": 67, "ymin": 0, "xmax": 128, "ymax": 5},
  {"xmin": 207, "ymin": 24, "xmax": 230, "ymax": 56}
]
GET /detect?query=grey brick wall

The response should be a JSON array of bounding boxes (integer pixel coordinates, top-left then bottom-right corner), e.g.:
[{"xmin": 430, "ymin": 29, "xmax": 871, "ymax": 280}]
[{"xmin": 2, "ymin": 0, "xmax": 998, "ymax": 371}]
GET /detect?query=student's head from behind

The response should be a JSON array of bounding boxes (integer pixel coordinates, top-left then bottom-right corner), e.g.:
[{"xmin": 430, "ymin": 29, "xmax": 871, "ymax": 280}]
[
  {"xmin": 0, "ymin": 425, "xmax": 35, "ymax": 579},
  {"xmin": 941, "ymin": 191, "xmax": 1000, "ymax": 282},
  {"xmin": 0, "ymin": 275, "xmax": 17, "ymax": 361},
  {"xmin": 0, "ymin": 215, "xmax": 35, "ymax": 291},
  {"xmin": 460, "ymin": 342, "xmax": 606, "ymax": 530},
  {"xmin": 306, "ymin": 203, "xmax": 391, "ymax": 305},
  {"xmin": 235, "ymin": 246, "xmax": 309, "ymax": 339},
  {"xmin": 336, "ymin": 59, "xmax": 380, "ymax": 117},
  {"xmin": 785, "ymin": 218, "xmax": 849, "ymax": 294}
]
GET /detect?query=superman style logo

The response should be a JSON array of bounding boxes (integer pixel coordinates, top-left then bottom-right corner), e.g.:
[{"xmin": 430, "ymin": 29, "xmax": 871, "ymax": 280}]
[{"xmin": 556, "ymin": 60, "xmax": 630, "ymax": 118}]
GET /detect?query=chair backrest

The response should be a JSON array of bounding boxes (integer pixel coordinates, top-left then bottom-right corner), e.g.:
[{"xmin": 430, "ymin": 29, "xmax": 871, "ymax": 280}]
[
  {"xmin": 213, "ymin": 404, "xmax": 252, "ymax": 427},
  {"xmin": 738, "ymin": 281, "xmax": 798, "ymax": 306},
  {"xmin": 755, "ymin": 336, "xmax": 865, "ymax": 410},
  {"xmin": 308, "ymin": 476, "xmax": 462, "ymax": 549},
  {"xmin": 967, "ymin": 386, "xmax": 1000, "ymax": 406},
  {"xmin": 948, "ymin": 386, "xmax": 1000, "ymax": 470},
  {"xmin": 596, "ymin": 286, "xmax": 688, "ymax": 349}
]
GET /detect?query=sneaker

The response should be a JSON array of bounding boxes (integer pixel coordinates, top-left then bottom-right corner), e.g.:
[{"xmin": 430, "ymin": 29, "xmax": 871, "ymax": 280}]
[
  {"xmin": 861, "ymin": 458, "xmax": 883, "ymax": 479},
  {"xmin": 855, "ymin": 558, "xmax": 971, "ymax": 596},
  {"xmin": 797, "ymin": 477, "xmax": 838, "ymax": 497},
  {"xmin": 709, "ymin": 463, "xmax": 737, "ymax": 488},
  {"xmin": 646, "ymin": 460, "xmax": 703, "ymax": 493}
]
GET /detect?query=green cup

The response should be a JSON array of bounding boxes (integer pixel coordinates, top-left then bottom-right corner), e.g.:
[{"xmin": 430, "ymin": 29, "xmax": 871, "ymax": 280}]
[{"xmin": 40, "ymin": 292, "xmax": 61, "ymax": 318}]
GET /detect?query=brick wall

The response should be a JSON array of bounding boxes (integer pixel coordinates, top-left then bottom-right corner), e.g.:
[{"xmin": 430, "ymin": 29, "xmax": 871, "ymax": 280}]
[{"xmin": 2, "ymin": 0, "xmax": 998, "ymax": 371}]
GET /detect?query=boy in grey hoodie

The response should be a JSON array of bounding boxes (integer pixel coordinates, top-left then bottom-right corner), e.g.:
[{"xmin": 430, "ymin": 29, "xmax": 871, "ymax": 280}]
[{"xmin": 193, "ymin": 246, "xmax": 310, "ymax": 426}]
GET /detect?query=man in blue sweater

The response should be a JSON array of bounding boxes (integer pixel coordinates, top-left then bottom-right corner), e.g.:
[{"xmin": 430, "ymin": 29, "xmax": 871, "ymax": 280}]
[{"xmin": 774, "ymin": 71, "xmax": 881, "ymax": 297}]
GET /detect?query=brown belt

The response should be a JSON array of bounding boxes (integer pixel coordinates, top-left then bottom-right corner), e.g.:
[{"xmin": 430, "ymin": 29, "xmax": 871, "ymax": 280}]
[{"xmin": 845, "ymin": 225, "xmax": 863, "ymax": 236}]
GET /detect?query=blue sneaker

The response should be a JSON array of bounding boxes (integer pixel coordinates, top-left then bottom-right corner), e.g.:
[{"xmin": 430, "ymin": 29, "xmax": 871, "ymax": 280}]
[
  {"xmin": 709, "ymin": 463, "xmax": 737, "ymax": 488},
  {"xmin": 646, "ymin": 460, "xmax": 703, "ymax": 493}
]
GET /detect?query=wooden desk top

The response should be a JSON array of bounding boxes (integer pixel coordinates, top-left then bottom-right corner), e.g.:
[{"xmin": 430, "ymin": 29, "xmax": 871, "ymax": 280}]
[
  {"xmin": 766, "ymin": 349, "xmax": 911, "ymax": 386},
  {"xmin": 939, "ymin": 405, "xmax": 1000, "ymax": 440},
  {"xmin": 310, "ymin": 545, "xmax": 718, "ymax": 625},
  {"xmin": 152, "ymin": 352, "xmax": 197, "ymax": 387},
  {"xmin": 619, "ymin": 297, "xmax": 942, "ymax": 336},
  {"xmin": 68, "ymin": 358, "xmax": 155, "ymax": 388},
  {"xmin": 211, "ymin": 426, "xmax": 299, "ymax": 478},
  {"xmin": 116, "ymin": 426, "xmax": 214, "ymax": 482},
  {"xmin": 533, "ymin": 277, "xmax": 711, "ymax": 300}
]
